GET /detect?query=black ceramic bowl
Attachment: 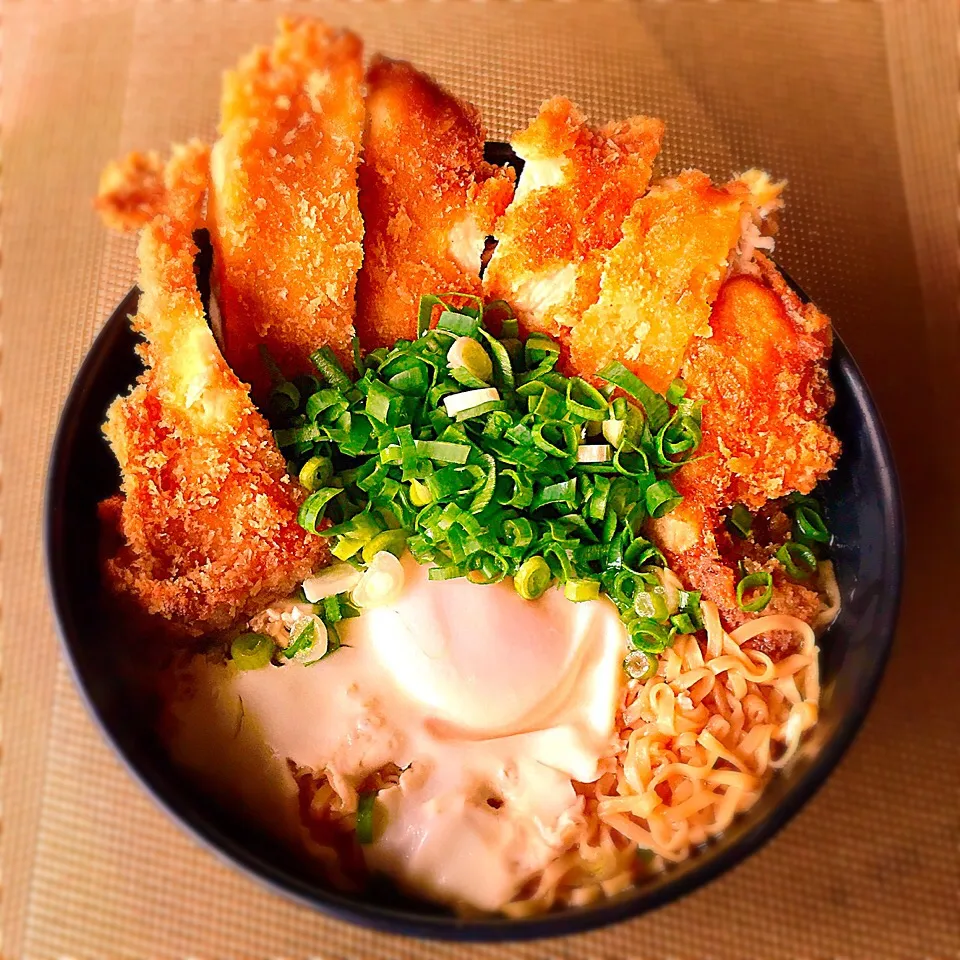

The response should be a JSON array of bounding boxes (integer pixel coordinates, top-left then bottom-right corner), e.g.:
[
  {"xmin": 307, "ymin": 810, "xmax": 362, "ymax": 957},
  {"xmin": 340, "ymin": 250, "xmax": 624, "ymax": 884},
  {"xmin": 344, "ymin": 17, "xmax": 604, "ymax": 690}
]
[{"xmin": 45, "ymin": 178, "xmax": 902, "ymax": 941}]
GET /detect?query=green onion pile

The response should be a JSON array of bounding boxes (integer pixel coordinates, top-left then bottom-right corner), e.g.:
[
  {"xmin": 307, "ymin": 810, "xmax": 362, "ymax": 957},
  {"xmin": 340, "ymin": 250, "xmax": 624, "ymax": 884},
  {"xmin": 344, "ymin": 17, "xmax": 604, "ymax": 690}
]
[{"xmin": 268, "ymin": 294, "xmax": 707, "ymax": 670}]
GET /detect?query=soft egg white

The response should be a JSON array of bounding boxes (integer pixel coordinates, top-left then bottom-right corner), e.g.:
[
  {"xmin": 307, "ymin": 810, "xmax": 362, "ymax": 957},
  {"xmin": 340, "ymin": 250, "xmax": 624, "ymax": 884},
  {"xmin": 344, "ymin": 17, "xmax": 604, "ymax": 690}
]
[{"xmin": 165, "ymin": 554, "xmax": 627, "ymax": 912}]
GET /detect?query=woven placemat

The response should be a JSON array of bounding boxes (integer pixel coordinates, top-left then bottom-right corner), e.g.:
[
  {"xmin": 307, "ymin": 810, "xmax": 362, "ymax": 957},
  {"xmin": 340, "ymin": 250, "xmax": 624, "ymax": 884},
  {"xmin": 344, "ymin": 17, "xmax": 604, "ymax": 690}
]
[{"xmin": 4, "ymin": 2, "xmax": 958, "ymax": 957}]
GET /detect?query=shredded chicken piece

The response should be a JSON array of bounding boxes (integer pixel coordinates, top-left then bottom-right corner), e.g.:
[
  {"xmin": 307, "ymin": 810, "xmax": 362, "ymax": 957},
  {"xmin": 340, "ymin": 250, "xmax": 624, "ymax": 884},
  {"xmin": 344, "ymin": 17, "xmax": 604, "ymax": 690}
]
[
  {"xmin": 484, "ymin": 97, "xmax": 663, "ymax": 351},
  {"xmin": 208, "ymin": 17, "xmax": 365, "ymax": 397},
  {"xmin": 100, "ymin": 140, "xmax": 325, "ymax": 636},
  {"xmin": 355, "ymin": 57, "xmax": 515, "ymax": 349},
  {"xmin": 569, "ymin": 170, "xmax": 781, "ymax": 394},
  {"xmin": 94, "ymin": 150, "xmax": 167, "ymax": 232}
]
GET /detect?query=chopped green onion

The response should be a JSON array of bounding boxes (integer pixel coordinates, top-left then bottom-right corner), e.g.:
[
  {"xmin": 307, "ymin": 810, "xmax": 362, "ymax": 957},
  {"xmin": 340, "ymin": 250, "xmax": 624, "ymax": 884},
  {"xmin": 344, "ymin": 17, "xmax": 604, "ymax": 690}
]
[
  {"xmin": 645, "ymin": 479, "xmax": 682, "ymax": 519},
  {"xmin": 361, "ymin": 529, "xmax": 408, "ymax": 564},
  {"xmin": 365, "ymin": 380, "xmax": 411, "ymax": 426},
  {"xmin": 230, "ymin": 633, "xmax": 276, "ymax": 671},
  {"xmin": 634, "ymin": 589, "xmax": 669, "ymax": 621},
  {"xmin": 628, "ymin": 618, "xmax": 672, "ymax": 653},
  {"xmin": 299, "ymin": 456, "xmax": 333, "ymax": 492},
  {"xmin": 677, "ymin": 589, "xmax": 703, "ymax": 631},
  {"xmin": 356, "ymin": 791, "xmax": 377, "ymax": 844},
  {"xmin": 310, "ymin": 345, "xmax": 352, "ymax": 392},
  {"xmin": 283, "ymin": 615, "xmax": 328, "ymax": 662},
  {"xmin": 443, "ymin": 387, "xmax": 500, "ymax": 418},
  {"xmin": 270, "ymin": 381, "xmax": 300, "ymax": 417},
  {"xmin": 564, "ymin": 578, "xmax": 601, "ymax": 602},
  {"xmin": 331, "ymin": 537, "xmax": 364, "ymax": 561},
  {"xmin": 623, "ymin": 649, "xmax": 658, "ymax": 682},
  {"xmin": 417, "ymin": 294, "xmax": 447, "ymax": 336},
  {"xmin": 297, "ymin": 488, "xmax": 342, "ymax": 534},
  {"xmin": 728, "ymin": 503, "xmax": 753, "ymax": 538},
  {"xmin": 447, "ymin": 336, "xmax": 493, "ymax": 383},
  {"xmin": 670, "ymin": 612, "xmax": 698, "ymax": 635},
  {"xmin": 415, "ymin": 440, "xmax": 471, "ymax": 464},
  {"xmin": 736, "ymin": 571, "xmax": 774, "ymax": 612},
  {"xmin": 597, "ymin": 361, "xmax": 670, "ymax": 432},
  {"xmin": 409, "ymin": 479, "xmax": 433, "ymax": 507},
  {"xmin": 794, "ymin": 504, "xmax": 831, "ymax": 544},
  {"xmin": 515, "ymin": 556, "xmax": 552, "ymax": 600},
  {"xmin": 566, "ymin": 378, "xmax": 608, "ymax": 421},
  {"xmin": 352, "ymin": 551, "xmax": 405, "ymax": 608},
  {"xmin": 776, "ymin": 541, "xmax": 818, "ymax": 579},
  {"xmin": 577, "ymin": 443, "xmax": 612, "ymax": 464},
  {"xmin": 665, "ymin": 379, "xmax": 687, "ymax": 406},
  {"xmin": 602, "ymin": 417, "xmax": 626, "ymax": 448},
  {"xmin": 437, "ymin": 309, "xmax": 481, "ymax": 338},
  {"xmin": 532, "ymin": 421, "xmax": 579, "ymax": 458},
  {"xmin": 303, "ymin": 563, "xmax": 363, "ymax": 602}
]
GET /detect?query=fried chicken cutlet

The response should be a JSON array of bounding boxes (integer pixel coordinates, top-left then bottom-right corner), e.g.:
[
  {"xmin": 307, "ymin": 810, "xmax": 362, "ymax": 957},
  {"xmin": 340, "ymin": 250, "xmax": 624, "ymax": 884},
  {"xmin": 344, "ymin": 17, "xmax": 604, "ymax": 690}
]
[
  {"xmin": 569, "ymin": 169, "xmax": 782, "ymax": 394},
  {"xmin": 101, "ymin": 141, "xmax": 325, "ymax": 637},
  {"xmin": 355, "ymin": 57, "xmax": 515, "ymax": 349},
  {"xmin": 483, "ymin": 98, "xmax": 663, "ymax": 349},
  {"xmin": 208, "ymin": 18, "xmax": 364, "ymax": 398},
  {"xmin": 649, "ymin": 255, "xmax": 840, "ymax": 648},
  {"xmin": 94, "ymin": 150, "xmax": 168, "ymax": 232}
]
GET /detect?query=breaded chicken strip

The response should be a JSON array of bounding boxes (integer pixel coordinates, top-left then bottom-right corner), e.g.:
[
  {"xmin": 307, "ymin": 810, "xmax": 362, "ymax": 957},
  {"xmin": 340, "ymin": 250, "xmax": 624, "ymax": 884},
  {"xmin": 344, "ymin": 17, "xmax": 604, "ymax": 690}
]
[
  {"xmin": 355, "ymin": 57, "xmax": 515, "ymax": 349},
  {"xmin": 484, "ymin": 98, "xmax": 663, "ymax": 347},
  {"xmin": 95, "ymin": 150, "xmax": 168, "ymax": 233},
  {"xmin": 649, "ymin": 258, "xmax": 840, "ymax": 648},
  {"xmin": 209, "ymin": 18, "xmax": 364, "ymax": 398},
  {"xmin": 101, "ymin": 141, "xmax": 325, "ymax": 637},
  {"xmin": 679, "ymin": 255, "xmax": 839, "ymax": 510},
  {"xmin": 570, "ymin": 170, "xmax": 782, "ymax": 394}
]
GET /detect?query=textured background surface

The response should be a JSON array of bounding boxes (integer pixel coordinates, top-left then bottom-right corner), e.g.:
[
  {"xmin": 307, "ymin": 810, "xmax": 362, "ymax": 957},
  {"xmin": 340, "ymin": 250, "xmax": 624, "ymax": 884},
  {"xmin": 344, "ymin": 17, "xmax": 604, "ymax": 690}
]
[{"xmin": 3, "ymin": 1, "xmax": 958, "ymax": 957}]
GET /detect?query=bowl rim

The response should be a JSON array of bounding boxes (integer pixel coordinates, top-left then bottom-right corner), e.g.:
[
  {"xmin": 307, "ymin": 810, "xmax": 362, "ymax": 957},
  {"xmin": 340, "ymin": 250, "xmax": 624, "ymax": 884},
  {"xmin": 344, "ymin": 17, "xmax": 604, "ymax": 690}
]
[{"xmin": 44, "ymin": 281, "xmax": 904, "ymax": 942}]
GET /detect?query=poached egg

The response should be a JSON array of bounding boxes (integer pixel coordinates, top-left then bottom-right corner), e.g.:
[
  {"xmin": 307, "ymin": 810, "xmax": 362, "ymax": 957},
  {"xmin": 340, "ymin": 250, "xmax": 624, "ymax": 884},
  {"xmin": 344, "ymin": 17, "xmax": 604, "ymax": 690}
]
[{"xmin": 166, "ymin": 554, "xmax": 626, "ymax": 912}]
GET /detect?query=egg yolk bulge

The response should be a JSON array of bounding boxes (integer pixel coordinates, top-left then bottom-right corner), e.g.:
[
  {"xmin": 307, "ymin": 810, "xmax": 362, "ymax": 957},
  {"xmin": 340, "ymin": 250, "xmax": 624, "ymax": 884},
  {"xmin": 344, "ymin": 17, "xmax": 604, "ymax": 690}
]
[{"xmin": 165, "ymin": 555, "xmax": 627, "ymax": 912}]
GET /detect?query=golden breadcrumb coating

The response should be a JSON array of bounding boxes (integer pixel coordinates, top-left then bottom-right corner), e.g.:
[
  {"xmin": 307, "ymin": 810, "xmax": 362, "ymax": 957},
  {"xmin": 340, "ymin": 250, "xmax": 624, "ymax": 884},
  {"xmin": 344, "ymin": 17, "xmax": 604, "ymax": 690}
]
[
  {"xmin": 101, "ymin": 140, "xmax": 325, "ymax": 637},
  {"xmin": 94, "ymin": 150, "xmax": 167, "ymax": 232},
  {"xmin": 355, "ymin": 57, "xmax": 515, "ymax": 349},
  {"xmin": 484, "ymin": 97, "xmax": 663, "ymax": 348},
  {"xmin": 209, "ymin": 17, "xmax": 364, "ymax": 398},
  {"xmin": 678, "ymin": 255, "xmax": 839, "ymax": 510},
  {"xmin": 649, "ymin": 259, "xmax": 840, "ymax": 643},
  {"xmin": 570, "ymin": 170, "xmax": 778, "ymax": 394}
]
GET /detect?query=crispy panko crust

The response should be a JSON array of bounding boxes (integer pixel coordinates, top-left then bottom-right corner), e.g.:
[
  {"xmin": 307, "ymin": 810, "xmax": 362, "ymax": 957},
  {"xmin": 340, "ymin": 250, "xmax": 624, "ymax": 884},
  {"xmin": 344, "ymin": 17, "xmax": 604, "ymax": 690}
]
[
  {"xmin": 678, "ymin": 255, "xmax": 839, "ymax": 510},
  {"xmin": 483, "ymin": 98, "xmax": 663, "ymax": 347},
  {"xmin": 94, "ymin": 150, "xmax": 167, "ymax": 232},
  {"xmin": 209, "ymin": 17, "xmax": 365, "ymax": 398},
  {"xmin": 101, "ymin": 140, "xmax": 325, "ymax": 637},
  {"xmin": 649, "ymin": 258, "xmax": 840, "ymax": 645},
  {"xmin": 354, "ymin": 57, "xmax": 515, "ymax": 349},
  {"xmin": 569, "ymin": 170, "xmax": 774, "ymax": 394}
]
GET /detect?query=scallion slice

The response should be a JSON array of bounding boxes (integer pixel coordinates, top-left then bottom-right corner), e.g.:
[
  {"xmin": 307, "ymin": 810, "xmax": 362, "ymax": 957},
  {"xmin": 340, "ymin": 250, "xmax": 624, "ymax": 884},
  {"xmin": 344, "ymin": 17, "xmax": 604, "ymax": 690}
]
[
  {"xmin": 623, "ymin": 649, "xmax": 658, "ymax": 682},
  {"xmin": 628, "ymin": 618, "xmax": 671, "ymax": 653},
  {"xmin": 564, "ymin": 578, "xmax": 601, "ymax": 602},
  {"xmin": 356, "ymin": 791, "xmax": 378, "ymax": 844},
  {"xmin": 230, "ymin": 633, "xmax": 276, "ymax": 671},
  {"xmin": 776, "ymin": 541, "xmax": 818, "ymax": 579},
  {"xmin": 515, "ymin": 556, "xmax": 552, "ymax": 600},
  {"xmin": 442, "ymin": 387, "xmax": 500, "ymax": 418},
  {"xmin": 297, "ymin": 488, "xmax": 342, "ymax": 534},
  {"xmin": 736, "ymin": 571, "xmax": 774, "ymax": 612},
  {"xmin": 597, "ymin": 361, "xmax": 671, "ymax": 432},
  {"xmin": 728, "ymin": 503, "xmax": 753, "ymax": 538},
  {"xmin": 577, "ymin": 443, "xmax": 612, "ymax": 464}
]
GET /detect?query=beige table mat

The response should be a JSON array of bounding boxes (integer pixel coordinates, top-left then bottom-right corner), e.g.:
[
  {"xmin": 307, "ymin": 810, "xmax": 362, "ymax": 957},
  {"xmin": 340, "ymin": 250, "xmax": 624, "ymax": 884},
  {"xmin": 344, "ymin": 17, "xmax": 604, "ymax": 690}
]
[{"xmin": 3, "ymin": 1, "xmax": 958, "ymax": 957}]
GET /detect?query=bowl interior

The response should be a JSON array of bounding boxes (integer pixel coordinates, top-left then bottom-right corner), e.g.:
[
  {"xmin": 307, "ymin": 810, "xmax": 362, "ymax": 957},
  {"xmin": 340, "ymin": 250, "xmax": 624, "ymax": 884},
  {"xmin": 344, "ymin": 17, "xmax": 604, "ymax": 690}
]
[{"xmin": 45, "ymin": 224, "xmax": 902, "ymax": 943}]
